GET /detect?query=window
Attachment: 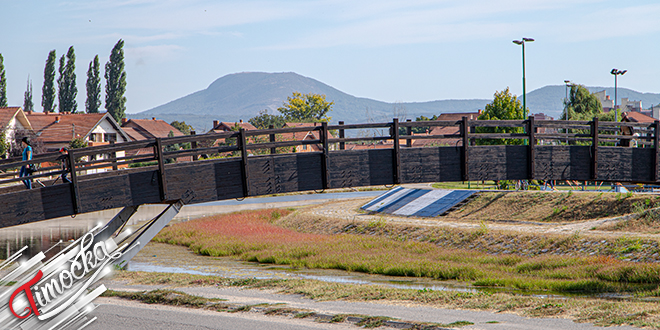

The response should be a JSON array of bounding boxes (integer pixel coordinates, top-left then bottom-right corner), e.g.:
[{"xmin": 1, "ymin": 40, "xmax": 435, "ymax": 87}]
[{"xmin": 104, "ymin": 133, "xmax": 117, "ymax": 142}]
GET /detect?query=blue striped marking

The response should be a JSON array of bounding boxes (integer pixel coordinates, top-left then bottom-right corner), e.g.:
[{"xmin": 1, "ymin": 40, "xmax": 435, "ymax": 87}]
[
  {"xmin": 361, "ymin": 186, "xmax": 404, "ymax": 210},
  {"xmin": 377, "ymin": 189, "xmax": 431, "ymax": 214},
  {"xmin": 413, "ymin": 190, "xmax": 476, "ymax": 217}
]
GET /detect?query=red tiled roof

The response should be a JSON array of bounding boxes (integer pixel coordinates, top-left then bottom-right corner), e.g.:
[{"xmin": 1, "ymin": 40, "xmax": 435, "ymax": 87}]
[
  {"xmin": 210, "ymin": 121, "xmax": 257, "ymax": 133},
  {"xmin": 26, "ymin": 112, "xmax": 107, "ymax": 143},
  {"xmin": 122, "ymin": 127, "xmax": 148, "ymax": 141},
  {"xmin": 122, "ymin": 118, "xmax": 184, "ymax": 140},
  {"xmin": 437, "ymin": 112, "xmax": 481, "ymax": 121},
  {"xmin": 0, "ymin": 107, "xmax": 20, "ymax": 128},
  {"xmin": 622, "ymin": 111, "xmax": 655, "ymax": 123},
  {"xmin": 0, "ymin": 107, "xmax": 32, "ymax": 131}
]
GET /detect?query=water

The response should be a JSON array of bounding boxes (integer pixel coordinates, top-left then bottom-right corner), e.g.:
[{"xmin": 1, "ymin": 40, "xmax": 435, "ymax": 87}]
[{"xmin": 128, "ymin": 242, "xmax": 477, "ymax": 293}]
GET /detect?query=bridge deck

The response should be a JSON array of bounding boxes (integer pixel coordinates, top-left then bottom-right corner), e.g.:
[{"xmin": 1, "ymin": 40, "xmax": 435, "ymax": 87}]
[{"xmin": 0, "ymin": 117, "xmax": 658, "ymax": 228}]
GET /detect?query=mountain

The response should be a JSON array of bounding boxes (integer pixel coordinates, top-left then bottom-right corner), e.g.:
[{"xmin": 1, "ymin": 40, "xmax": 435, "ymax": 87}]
[
  {"xmin": 130, "ymin": 72, "xmax": 490, "ymax": 131},
  {"xmin": 130, "ymin": 72, "xmax": 660, "ymax": 131}
]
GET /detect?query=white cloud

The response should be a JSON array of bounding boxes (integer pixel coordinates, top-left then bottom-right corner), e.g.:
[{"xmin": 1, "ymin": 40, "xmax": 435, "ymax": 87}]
[{"xmin": 125, "ymin": 44, "xmax": 185, "ymax": 65}]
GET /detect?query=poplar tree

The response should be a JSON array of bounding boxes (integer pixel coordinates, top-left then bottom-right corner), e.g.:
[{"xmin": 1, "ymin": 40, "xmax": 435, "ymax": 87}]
[
  {"xmin": 57, "ymin": 46, "xmax": 77, "ymax": 113},
  {"xmin": 42, "ymin": 50, "xmax": 57, "ymax": 113},
  {"xmin": 105, "ymin": 39, "xmax": 126, "ymax": 122},
  {"xmin": 0, "ymin": 54, "xmax": 7, "ymax": 107},
  {"xmin": 23, "ymin": 76, "xmax": 33, "ymax": 112},
  {"xmin": 85, "ymin": 55, "xmax": 101, "ymax": 113}
]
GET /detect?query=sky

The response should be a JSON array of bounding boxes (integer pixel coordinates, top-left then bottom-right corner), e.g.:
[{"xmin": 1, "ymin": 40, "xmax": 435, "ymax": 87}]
[{"xmin": 2, "ymin": 0, "xmax": 660, "ymax": 114}]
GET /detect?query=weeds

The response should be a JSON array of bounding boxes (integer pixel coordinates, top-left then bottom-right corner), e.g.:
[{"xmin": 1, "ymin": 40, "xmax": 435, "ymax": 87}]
[{"xmin": 155, "ymin": 209, "xmax": 660, "ymax": 295}]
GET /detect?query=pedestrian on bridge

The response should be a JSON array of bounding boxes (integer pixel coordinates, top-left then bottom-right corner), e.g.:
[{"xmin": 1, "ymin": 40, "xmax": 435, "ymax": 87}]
[
  {"xmin": 19, "ymin": 137, "xmax": 32, "ymax": 190},
  {"xmin": 58, "ymin": 147, "xmax": 72, "ymax": 184}
]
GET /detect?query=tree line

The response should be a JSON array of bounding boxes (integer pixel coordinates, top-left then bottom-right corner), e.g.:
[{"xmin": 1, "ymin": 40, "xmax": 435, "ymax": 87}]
[{"xmin": 0, "ymin": 39, "xmax": 127, "ymax": 123}]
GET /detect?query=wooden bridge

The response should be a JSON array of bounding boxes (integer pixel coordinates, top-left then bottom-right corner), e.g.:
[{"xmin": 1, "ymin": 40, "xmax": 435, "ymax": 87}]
[{"xmin": 1, "ymin": 117, "xmax": 659, "ymax": 229}]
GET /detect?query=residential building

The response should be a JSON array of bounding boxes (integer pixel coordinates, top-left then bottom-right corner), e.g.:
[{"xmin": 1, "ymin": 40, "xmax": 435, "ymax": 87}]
[
  {"xmin": 0, "ymin": 107, "xmax": 33, "ymax": 156},
  {"xmin": 26, "ymin": 112, "xmax": 130, "ymax": 152},
  {"xmin": 26, "ymin": 112, "xmax": 130, "ymax": 173},
  {"xmin": 621, "ymin": 111, "xmax": 655, "ymax": 147},
  {"xmin": 411, "ymin": 111, "xmax": 481, "ymax": 147},
  {"xmin": 209, "ymin": 119, "xmax": 256, "ymax": 134},
  {"xmin": 121, "ymin": 118, "xmax": 185, "ymax": 141},
  {"xmin": 280, "ymin": 122, "xmax": 336, "ymax": 152}
]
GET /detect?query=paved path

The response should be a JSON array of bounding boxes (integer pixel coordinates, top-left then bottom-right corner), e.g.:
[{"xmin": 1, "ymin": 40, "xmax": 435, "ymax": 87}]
[{"xmin": 95, "ymin": 281, "xmax": 638, "ymax": 330}]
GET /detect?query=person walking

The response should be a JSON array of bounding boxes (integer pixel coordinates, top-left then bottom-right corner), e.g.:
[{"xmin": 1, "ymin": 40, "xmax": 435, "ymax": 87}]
[
  {"xmin": 19, "ymin": 137, "xmax": 33, "ymax": 189},
  {"xmin": 58, "ymin": 147, "xmax": 72, "ymax": 183}
]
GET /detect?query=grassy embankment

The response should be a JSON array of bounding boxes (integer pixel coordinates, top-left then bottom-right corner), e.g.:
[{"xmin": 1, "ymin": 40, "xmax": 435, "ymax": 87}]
[
  {"xmin": 153, "ymin": 208, "xmax": 660, "ymax": 295},
  {"xmin": 113, "ymin": 269, "xmax": 660, "ymax": 328}
]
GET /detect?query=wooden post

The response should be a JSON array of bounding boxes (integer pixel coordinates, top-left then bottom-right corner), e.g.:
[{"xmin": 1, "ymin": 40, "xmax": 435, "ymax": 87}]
[
  {"xmin": 321, "ymin": 122, "xmax": 329, "ymax": 189},
  {"xmin": 528, "ymin": 116, "xmax": 535, "ymax": 180},
  {"xmin": 406, "ymin": 119, "xmax": 412, "ymax": 148},
  {"xmin": 239, "ymin": 128, "xmax": 250, "ymax": 197},
  {"xmin": 655, "ymin": 120, "xmax": 659, "ymax": 181},
  {"xmin": 338, "ymin": 121, "xmax": 345, "ymax": 150},
  {"xmin": 269, "ymin": 125, "xmax": 276, "ymax": 154},
  {"xmin": 462, "ymin": 116, "xmax": 469, "ymax": 181},
  {"xmin": 155, "ymin": 138, "xmax": 168, "ymax": 201},
  {"xmin": 67, "ymin": 150, "xmax": 81, "ymax": 214},
  {"xmin": 591, "ymin": 117, "xmax": 599, "ymax": 180},
  {"xmin": 392, "ymin": 118, "xmax": 401, "ymax": 184},
  {"xmin": 110, "ymin": 141, "xmax": 117, "ymax": 170},
  {"xmin": 191, "ymin": 131, "xmax": 198, "ymax": 161}
]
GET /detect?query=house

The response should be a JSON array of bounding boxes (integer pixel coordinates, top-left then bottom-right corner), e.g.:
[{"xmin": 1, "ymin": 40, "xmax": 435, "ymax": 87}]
[
  {"xmin": 121, "ymin": 118, "xmax": 190, "ymax": 162},
  {"xmin": 209, "ymin": 120, "xmax": 256, "ymax": 134},
  {"xmin": 121, "ymin": 118, "xmax": 185, "ymax": 140},
  {"xmin": 621, "ymin": 111, "xmax": 656, "ymax": 147},
  {"xmin": 280, "ymin": 122, "xmax": 336, "ymax": 153},
  {"xmin": 0, "ymin": 107, "xmax": 33, "ymax": 157},
  {"xmin": 26, "ymin": 112, "xmax": 130, "ymax": 152},
  {"xmin": 411, "ymin": 112, "xmax": 481, "ymax": 147},
  {"xmin": 26, "ymin": 112, "xmax": 131, "ymax": 173}
]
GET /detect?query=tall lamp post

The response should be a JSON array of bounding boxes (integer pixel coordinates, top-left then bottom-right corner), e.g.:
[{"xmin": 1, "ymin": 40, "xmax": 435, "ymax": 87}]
[
  {"xmin": 611, "ymin": 68, "xmax": 627, "ymax": 122},
  {"xmin": 564, "ymin": 80, "xmax": 571, "ymax": 144},
  {"xmin": 513, "ymin": 37, "xmax": 534, "ymax": 119}
]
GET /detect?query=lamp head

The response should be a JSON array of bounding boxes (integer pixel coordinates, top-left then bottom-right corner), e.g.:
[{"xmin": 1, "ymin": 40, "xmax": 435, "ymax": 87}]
[
  {"xmin": 512, "ymin": 40, "xmax": 523, "ymax": 45},
  {"xmin": 621, "ymin": 70, "xmax": 627, "ymax": 75},
  {"xmin": 564, "ymin": 80, "xmax": 571, "ymax": 84},
  {"xmin": 522, "ymin": 37, "xmax": 535, "ymax": 42},
  {"xmin": 611, "ymin": 68, "xmax": 618, "ymax": 75}
]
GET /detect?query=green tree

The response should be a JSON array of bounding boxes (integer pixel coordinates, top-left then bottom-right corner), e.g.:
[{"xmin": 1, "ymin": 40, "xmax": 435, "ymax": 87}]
[
  {"xmin": 42, "ymin": 50, "xmax": 57, "ymax": 113},
  {"xmin": 277, "ymin": 92, "xmax": 333, "ymax": 122},
  {"xmin": 170, "ymin": 120, "xmax": 194, "ymax": 135},
  {"xmin": 86, "ymin": 55, "xmax": 101, "ymax": 113},
  {"xmin": 69, "ymin": 137, "xmax": 88, "ymax": 149},
  {"xmin": 105, "ymin": 39, "xmax": 127, "ymax": 122},
  {"xmin": 0, "ymin": 53, "xmax": 7, "ymax": 107},
  {"xmin": 23, "ymin": 75, "xmax": 34, "ymax": 112},
  {"xmin": 0, "ymin": 128, "xmax": 8, "ymax": 159},
  {"xmin": 249, "ymin": 109, "xmax": 286, "ymax": 129},
  {"xmin": 561, "ymin": 84, "xmax": 603, "ymax": 121},
  {"xmin": 57, "ymin": 46, "xmax": 77, "ymax": 113},
  {"xmin": 476, "ymin": 87, "xmax": 525, "ymax": 145}
]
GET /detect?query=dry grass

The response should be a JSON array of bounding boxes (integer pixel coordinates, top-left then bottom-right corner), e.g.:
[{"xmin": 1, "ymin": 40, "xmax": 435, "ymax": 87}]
[
  {"xmin": 112, "ymin": 270, "xmax": 660, "ymax": 329},
  {"xmin": 444, "ymin": 191, "xmax": 660, "ymax": 222}
]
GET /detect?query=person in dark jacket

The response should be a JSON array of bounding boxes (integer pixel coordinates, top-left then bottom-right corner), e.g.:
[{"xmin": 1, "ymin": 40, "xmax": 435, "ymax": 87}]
[
  {"xmin": 58, "ymin": 147, "xmax": 72, "ymax": 183},
  {"xmin": 19, "ymin": 137, "xmax": 32, "ymax": 189}
]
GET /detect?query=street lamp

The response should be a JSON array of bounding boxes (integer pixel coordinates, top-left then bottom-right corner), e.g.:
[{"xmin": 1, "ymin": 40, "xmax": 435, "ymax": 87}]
[
  {"xmin": 564, "ymin": 80, "xmax": 571, "ymax": 117},
  {"xmin": 513, "ymin": 37, "xmax": 534, "ymax": 119},
  {"xmin": 611, "ymin": 68, "xmax": 627, "ymax": 122},
  {"xmin": 564, "ymin": 80, "xmax": 571, "ymax": 143}
]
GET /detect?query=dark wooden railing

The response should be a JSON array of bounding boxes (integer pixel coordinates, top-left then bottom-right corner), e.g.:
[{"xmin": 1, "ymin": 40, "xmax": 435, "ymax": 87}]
[{"xmin": 0, "ymin": 117, "xmax": 658, "ymax": 227}]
